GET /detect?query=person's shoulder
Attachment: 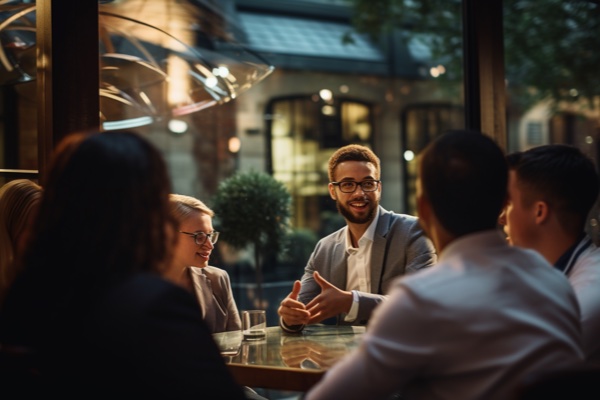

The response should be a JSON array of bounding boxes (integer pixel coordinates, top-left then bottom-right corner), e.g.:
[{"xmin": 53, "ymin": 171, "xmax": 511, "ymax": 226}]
[
  {"xmin": 202, "ymin": 265, "xmax": 231, "ymax": 280},
  {"xmin": 379, "ymin": 207, "xmax": 418, "ymax": 224},
  {"xmin": 114, "ymin": 273, "xmax": 177, "ymax": 295},
  {"xmin": 96, "ymin": 273, "xmax": 194, "ymax": 317},
  {"xmin": 515, "ymin": 246, "xmax": 558, "ymax": 272},
  {"xmin": 316, "ymin": 225, "xmax": 346, "ymax": 244},
  {"xmin": 508, "ymin": 245, "xmax": 575, "ymax": 292},
  {"xmin": 377, "ymin": 207, "xmax": 424, "ymax": 237},
  {"xmin": 568, "ymin": 241, "xmax": 600, "ymax": 280},
  {"xmin": 386, "ymin": 261, "xmax": 462, "ymax": 310},
  {"xmin": 87, "ymin": 273, "xmax": 204, "ymax": 343},
  {"xmin": 576, "ymin": 241, "xmax": 600, "ymax": 266}
]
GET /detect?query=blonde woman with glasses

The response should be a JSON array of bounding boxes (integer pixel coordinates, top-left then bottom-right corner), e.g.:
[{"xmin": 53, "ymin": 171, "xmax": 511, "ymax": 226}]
[{"xmin": 168, "ymin": 194, "xmax": 242, "ymax": 333}]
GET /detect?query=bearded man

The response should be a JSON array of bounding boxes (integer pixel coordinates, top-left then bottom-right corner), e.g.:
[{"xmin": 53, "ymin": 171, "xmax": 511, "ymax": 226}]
[{"xmin": 278, "ymin": 144, "xmax": 437, "ymax": 332}]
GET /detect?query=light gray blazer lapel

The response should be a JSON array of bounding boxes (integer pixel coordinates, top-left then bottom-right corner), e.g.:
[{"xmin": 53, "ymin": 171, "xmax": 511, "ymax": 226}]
[
  {"xmin": 329, "ymin": 235, "xmax": 349, "ymax": 292},
  {"xmin": 371, "ymin": 208, "xmax": 391, "ymax": 294}
]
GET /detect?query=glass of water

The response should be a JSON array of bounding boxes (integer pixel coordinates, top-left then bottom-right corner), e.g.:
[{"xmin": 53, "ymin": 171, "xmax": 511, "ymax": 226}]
[{"xmin": 242, "ymin": 310, "xmax": 266, "ymax": 341}]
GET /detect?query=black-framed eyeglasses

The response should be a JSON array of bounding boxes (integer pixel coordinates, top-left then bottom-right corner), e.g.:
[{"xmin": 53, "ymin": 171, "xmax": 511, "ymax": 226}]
[
  {"xmin": 330, "ymin": 180, "xmax": 381, "ymax": 193},
  {"xmin": 179, "ymin": 231, "xmax": 220, "ymax": 245}
]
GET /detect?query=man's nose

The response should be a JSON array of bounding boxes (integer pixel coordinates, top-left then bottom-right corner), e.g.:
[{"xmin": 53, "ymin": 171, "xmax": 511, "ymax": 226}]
[{"xmin": 498, "ymin": 209, "xmax": 507, "ymax": 225}]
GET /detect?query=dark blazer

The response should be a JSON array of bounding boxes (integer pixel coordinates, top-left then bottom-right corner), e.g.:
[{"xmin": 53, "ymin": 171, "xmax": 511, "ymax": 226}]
[
  {"xmin": 295, "ymin": 206, "xmax": 436, "ymax": 328},
  {"xmin": 0, "ymin": 273, "xmax": 246, "ymax": 399}
]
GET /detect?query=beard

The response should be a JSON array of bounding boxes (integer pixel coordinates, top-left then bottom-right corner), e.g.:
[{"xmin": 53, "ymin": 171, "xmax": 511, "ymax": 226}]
[{"xmin": 336, "ymin": 198, "xmax": 378, "ymax": 225}]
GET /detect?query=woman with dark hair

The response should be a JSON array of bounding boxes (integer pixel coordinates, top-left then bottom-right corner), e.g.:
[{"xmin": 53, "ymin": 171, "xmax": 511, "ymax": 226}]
[{"xmin": 0, "ymin": 130, "xmax": 246, "ymax": 399}]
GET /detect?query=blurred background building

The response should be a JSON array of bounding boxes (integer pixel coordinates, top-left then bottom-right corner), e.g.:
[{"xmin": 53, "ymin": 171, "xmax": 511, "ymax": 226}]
[{"xmin": 1, "ymin": 0, "xmax": 599, "ymax": 327}]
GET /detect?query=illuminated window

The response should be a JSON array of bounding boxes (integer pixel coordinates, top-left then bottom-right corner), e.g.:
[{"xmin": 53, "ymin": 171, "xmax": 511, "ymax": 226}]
[{"xmin": 267, "ymin": 95, "xmax": 372, "ymax": 232}]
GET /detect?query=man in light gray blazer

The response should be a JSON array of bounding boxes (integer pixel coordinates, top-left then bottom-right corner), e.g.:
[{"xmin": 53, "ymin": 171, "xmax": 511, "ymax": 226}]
[{"xmin": 278, "ymin": 144, "xmax": 436, "ymax": 332}]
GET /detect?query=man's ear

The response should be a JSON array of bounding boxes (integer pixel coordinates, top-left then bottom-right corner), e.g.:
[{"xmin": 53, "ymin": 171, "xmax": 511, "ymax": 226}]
[
  {"xmin": 534, "ymin": 201, "xmax": 550, "ymax": 224},
  {"xmin": 416, "ymin": 192, "xmax": 430, "ymax": 225},
  {"xmin": 328, "ymin": 183, "xmax": 336, "ymax": 200},
  {"xmin": 498, "ymin": 195, "xmax": 509, "ymax": 226}
]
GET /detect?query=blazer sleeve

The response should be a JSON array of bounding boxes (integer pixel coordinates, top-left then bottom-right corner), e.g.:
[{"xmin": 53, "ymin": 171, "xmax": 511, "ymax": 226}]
[
  {"xmin": 298, "ymin": 243, "xmax": 323, "ymax": 305},
  {"xmin": 403, "ymin": 218, "xmax": 437, "ymax": 274},
  {"xmin": 280, "ymin": 238, "xmax": 331, "ymax": 333},
  {"xmin": 353, "ymin": 292, "xmax": 387, "ymax": 324}
]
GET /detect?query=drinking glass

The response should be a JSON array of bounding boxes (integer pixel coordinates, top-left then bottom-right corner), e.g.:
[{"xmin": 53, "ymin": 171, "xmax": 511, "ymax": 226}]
[{"xmin": 242, "ymin": 310, "xmax": 266, "ymax": 341}]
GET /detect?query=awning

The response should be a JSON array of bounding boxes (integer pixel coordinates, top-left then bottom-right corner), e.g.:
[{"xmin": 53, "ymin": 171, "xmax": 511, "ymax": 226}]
[
  {"xmin": 237, "ymin": 10, "xmax": 428, "ymax": 78},
  {"xmin": 237, "ymin": 11, "xmax": 394, "ymax": 75}
]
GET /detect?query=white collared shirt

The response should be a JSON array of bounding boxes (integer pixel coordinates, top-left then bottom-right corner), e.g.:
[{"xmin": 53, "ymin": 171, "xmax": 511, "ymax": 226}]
[{"xmin": 344, "ymin": 210, "xmax": 379, "ymax": 321}]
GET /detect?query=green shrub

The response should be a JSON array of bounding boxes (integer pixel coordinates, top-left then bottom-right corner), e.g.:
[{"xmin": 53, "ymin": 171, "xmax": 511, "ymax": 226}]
[{"xmin": 211, "ymin": 171, "xmax": 292, "ymax": 304}]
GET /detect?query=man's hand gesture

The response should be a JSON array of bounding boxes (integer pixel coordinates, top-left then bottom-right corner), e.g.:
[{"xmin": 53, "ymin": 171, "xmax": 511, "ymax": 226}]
[
  {"xmin": 278, "ymin": 280, "xmax": 311, "ymax": 326},
  {"xmin": 306, "ymin": 271, "xmax": 353, "ymax": 324}
]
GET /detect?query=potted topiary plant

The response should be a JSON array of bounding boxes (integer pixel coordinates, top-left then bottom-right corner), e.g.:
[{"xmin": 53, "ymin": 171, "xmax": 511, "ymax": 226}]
[{"xmin": 211, "ymin": 170, "xmax": 292, "ymax": 307}]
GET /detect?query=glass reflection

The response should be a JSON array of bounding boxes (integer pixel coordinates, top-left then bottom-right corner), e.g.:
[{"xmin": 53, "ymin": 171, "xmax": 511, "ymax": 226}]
[
  {"xmin": 0, "ymin": 2, "xmax": 36, "ymax": 84},
  {"xmin": 280, "ymin": 337, "xmax": 347, "ymax": 369},
  {"xmin": 0, "ymin": 1, "xmax": 274, "ymax": 129}
]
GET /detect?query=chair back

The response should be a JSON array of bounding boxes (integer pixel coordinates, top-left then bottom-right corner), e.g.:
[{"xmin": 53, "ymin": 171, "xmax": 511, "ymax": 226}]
[
  {"xmin": 516, "ymin": 362, "xmax": 600, "ymax": 399},
  {"xmin": 0, "ymin": 343, "xmax": 44, "ymax": 396}
]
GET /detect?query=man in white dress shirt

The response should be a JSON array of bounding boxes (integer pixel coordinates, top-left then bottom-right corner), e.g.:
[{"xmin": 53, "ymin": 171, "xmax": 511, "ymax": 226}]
[{"xmin": 306, "ymin": 130, "xmax": 583, "ymax": 400}]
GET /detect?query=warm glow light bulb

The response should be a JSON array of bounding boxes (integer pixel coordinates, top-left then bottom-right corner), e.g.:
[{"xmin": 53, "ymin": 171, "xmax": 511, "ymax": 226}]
[
  {"xmin": 319, "ymin": 89, "xmax": 333, "ymax": 102},
  {"xmin": 228, "ymin": 137, "xmax": 241, "ymax": 153},
  {"xmin": 206, "ymin": 76, "xmax": 218, "ymax": 88},
  {"xmin": 168, "ymin": 119, "xmax": 188, "ymax": 134}
]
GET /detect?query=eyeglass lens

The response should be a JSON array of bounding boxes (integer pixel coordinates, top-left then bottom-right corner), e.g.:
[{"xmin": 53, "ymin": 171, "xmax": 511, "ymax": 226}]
[
  {"xmin": 195, "ymin": 231, "xmax": 219, "ymax": 245},
  {"xmin": 337, "ymin": 180, "xmax": 379, "ymax": 193}
]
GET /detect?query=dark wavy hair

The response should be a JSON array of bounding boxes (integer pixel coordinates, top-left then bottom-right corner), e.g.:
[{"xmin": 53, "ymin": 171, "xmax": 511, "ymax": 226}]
[
  {"xmin": 22, "ymin": 130, "xmax": 177, "ymax": 299},
  {"xmin": 419, "ymin": 130, "xmax": 508, "ymax": 236}
]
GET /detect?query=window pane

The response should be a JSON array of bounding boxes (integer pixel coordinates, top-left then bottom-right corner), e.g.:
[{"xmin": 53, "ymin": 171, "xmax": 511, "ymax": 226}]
[
  {"xmin": 0, "ymin": 0, "xmax": 466, "ymax": 327},
  {"xmin": 503, "ymin": 0, "xmax": 600, "ymax": 239}
]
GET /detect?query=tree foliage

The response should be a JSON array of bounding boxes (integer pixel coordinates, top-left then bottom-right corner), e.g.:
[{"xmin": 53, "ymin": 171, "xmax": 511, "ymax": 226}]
[
  {"xmin": 211, "ymin": 170, "xmax": 292, "ymax": 304},
  {"xmin": 347, "ymin": 0, "xmax": 600, "ymax": 111},
  {"xmin": 211, "ymin": 170, "xmax": 292, "ymax": 260}
]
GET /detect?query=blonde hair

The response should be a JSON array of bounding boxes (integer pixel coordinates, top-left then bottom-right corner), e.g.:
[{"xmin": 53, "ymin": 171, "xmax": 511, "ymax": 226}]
[
  {"xmin": 169, "ymin": 193, "xmax": 214, "ymax": 223},
  {"xmin": 0, "ymin": 179, "xmax": 42, "ymax": 305}
]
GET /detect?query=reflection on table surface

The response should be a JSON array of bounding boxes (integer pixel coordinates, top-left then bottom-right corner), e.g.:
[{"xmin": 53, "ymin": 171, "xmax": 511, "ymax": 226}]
[
  {"xmin": 213, "ymin": 325, "xmax": 365, "ymax": 370},
  {"xmin": 212, "ymin": 325, "xmax": 366, "ymax": 391}
]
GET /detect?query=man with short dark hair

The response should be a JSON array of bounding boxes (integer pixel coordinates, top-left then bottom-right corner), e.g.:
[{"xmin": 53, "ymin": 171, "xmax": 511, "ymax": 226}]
[
  {"xmin": 305, "ymin": 131, "xmax": 583, "ymax": 400},
  {"xmin": 500, "ymin": 144, "xmax": 600, "ymax": 363}
]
